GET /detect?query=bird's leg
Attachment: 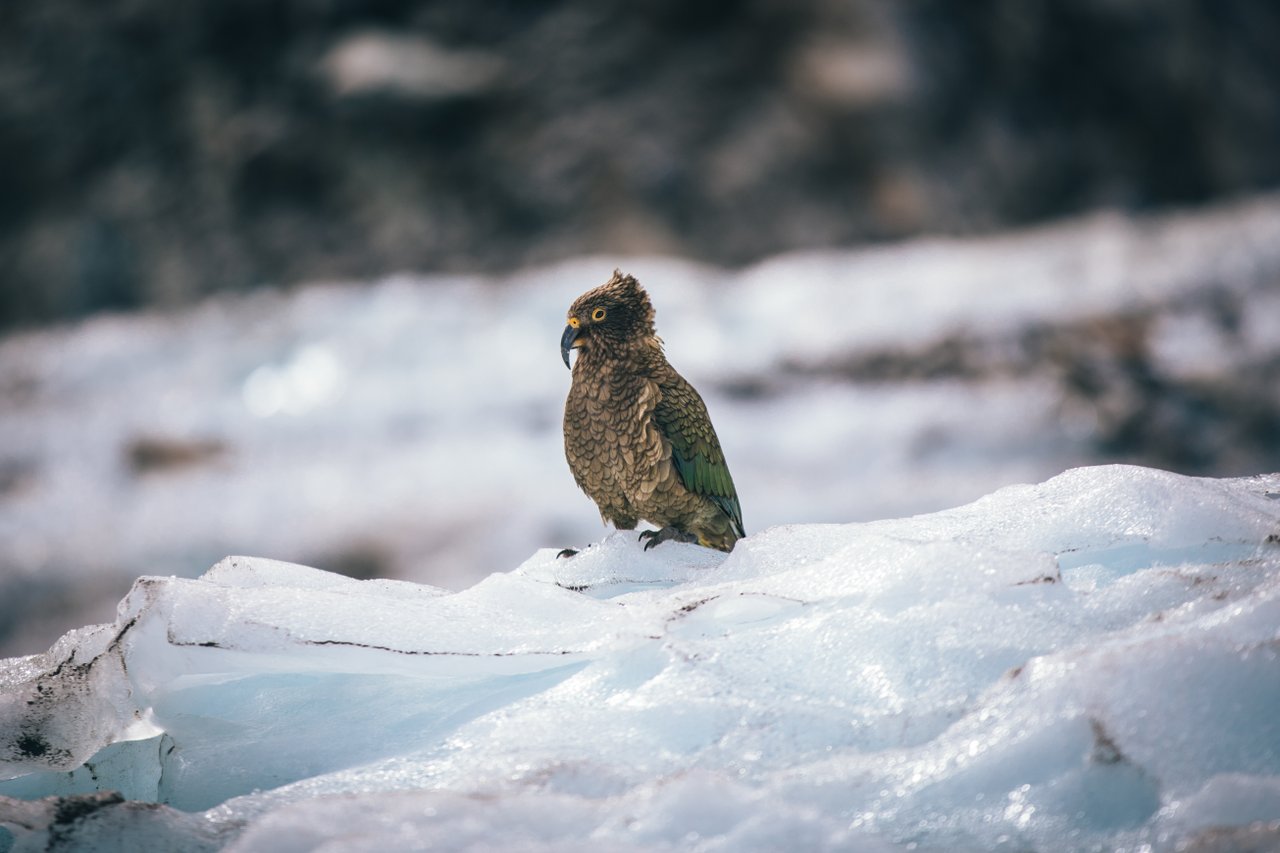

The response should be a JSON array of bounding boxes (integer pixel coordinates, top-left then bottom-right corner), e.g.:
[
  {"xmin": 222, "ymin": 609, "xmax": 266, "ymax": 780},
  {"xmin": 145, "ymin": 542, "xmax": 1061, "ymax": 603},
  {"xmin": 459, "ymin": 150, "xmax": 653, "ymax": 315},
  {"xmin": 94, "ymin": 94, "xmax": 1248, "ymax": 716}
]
[
  {"xmin": 556, "ymin": 547, "xmax": 579, "ymax": 559},
  {"xmin": 638, "ymin": 526, "xmax": 699, "ymax": 551}
]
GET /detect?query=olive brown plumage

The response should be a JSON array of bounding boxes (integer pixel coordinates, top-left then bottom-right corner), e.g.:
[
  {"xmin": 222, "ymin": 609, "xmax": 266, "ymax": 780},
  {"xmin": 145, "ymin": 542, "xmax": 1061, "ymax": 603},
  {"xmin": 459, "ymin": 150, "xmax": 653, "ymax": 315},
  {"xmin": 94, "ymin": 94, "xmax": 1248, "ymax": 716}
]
[{"xmin": 560, "ymin": 270, "xmax": 744, "ymax": 553}]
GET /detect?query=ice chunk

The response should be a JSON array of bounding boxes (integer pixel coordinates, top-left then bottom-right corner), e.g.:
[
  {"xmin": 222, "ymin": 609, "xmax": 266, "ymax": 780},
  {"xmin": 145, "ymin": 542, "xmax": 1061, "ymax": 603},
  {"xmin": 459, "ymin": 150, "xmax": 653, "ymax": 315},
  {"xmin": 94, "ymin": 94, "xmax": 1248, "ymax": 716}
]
[
  {"xmin": 1, "ymin": 465, "xmax": 1278, "ymax": 850},
  {"xmin": 0, "ymin": 622, "xmax": 151, "ymax": 778}
]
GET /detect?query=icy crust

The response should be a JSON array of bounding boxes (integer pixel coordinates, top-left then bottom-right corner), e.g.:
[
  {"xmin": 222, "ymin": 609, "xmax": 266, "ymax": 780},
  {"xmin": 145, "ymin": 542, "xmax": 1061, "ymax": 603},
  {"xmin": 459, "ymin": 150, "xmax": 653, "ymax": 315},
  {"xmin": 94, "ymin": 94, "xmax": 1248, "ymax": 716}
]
[
  {"xmin": 2, "ymin": 465, "xmax": 1280, "ymax": 851},
  {"xmin": 5, "ymin": 194, "xmax": 1280, "ymax": 662},
  {"xmin": 0, "ymin": 621, "xmax": 144, "ymax": 779}
]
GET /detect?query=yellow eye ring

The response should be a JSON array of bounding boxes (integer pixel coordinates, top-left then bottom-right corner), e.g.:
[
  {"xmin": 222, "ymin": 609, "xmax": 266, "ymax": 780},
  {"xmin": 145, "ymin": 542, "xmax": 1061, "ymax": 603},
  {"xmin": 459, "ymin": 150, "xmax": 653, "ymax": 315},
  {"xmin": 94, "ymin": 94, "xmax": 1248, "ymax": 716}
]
[{"xmin": 591, "ymin": 307, "xmax": 607, "ymax": 322}]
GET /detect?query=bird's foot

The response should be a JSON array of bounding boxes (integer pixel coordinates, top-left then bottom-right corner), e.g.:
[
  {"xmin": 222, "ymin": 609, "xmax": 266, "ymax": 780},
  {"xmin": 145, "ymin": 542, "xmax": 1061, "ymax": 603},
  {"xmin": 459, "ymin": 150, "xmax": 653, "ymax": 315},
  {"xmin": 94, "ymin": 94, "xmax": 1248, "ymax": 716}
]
[
  {"xmin": 556, "ymin": 548, "xmax": 579, "ymax": 559},
  {"xmin": 638, "ymin": 526, "xmax": 699, "ymax": 551}
]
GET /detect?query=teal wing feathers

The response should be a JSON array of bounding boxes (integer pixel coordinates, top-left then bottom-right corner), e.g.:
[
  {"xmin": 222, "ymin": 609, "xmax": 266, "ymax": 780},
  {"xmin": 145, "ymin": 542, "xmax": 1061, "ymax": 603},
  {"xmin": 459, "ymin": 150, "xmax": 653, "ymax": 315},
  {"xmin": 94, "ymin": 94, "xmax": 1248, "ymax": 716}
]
[{"xmin": 653, "ymin": 377, "xmax": 745, "ymax": 537}]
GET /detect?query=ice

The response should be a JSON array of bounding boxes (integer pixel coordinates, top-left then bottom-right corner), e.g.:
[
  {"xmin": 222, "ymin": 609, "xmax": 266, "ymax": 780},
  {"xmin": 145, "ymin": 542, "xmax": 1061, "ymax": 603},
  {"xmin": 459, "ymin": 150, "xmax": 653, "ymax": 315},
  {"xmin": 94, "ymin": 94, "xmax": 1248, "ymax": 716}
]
[
  {"xmin": 4, "ymin": 193, "xmax": 1280, "ymax": 662},
  {"xmin": 1, "ymin": 464, "xmax": 1278, "ymax": 850}
]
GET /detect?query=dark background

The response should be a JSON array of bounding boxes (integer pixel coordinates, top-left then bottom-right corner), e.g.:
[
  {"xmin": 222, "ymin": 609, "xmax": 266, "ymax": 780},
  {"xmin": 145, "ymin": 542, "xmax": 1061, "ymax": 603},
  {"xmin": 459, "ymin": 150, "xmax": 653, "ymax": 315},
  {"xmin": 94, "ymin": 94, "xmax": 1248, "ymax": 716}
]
[
  {"xmin": 3, "ymin": 0, "xmax": 1280, "ymax": 660},
  {"xmin": 3, "ymin": 0, "xmax": 1279, "ymax": 330}
]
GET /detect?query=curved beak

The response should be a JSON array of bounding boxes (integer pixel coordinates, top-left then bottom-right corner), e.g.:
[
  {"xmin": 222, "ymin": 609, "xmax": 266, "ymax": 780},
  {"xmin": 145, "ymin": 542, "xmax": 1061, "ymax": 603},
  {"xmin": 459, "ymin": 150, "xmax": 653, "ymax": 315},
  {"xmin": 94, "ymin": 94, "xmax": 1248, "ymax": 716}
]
[{"xmin": 560, "ymin": 324, "xmax": 580, "ymax": 369}]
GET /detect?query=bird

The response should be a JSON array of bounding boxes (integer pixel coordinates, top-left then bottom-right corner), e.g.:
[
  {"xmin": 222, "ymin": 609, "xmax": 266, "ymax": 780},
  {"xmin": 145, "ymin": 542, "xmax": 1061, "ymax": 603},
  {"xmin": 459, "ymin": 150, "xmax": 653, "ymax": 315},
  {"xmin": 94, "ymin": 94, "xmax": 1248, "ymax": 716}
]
[{"xmin": 559, "ymin": 270, "xmax": 744, "ymax": 555}]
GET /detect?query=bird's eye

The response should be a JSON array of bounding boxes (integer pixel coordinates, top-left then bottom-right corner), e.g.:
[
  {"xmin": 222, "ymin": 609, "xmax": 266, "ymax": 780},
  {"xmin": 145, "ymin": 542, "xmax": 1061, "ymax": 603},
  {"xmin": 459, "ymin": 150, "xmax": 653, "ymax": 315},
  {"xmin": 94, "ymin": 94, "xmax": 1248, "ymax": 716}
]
[{"xmin": 591, "ymin": 307, "xmax": 607, "ymax": 322}]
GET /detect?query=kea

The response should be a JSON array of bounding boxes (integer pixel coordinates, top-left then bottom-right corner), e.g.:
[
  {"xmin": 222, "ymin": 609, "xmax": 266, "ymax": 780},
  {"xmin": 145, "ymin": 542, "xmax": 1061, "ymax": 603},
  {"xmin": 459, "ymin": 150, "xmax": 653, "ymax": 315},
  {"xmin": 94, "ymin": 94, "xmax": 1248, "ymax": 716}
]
[{"xmin": 559, "ymin": 270, "xmax": 744, "ymax": 554}]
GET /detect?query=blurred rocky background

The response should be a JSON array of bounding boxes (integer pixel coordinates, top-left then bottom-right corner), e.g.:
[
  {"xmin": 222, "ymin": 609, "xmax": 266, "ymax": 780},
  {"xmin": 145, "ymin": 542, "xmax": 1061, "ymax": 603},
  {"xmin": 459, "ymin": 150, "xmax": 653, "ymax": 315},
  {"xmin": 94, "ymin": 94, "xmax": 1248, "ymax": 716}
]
[
  {"xmin": 3, "ymin": 0, "xmax": 1280, "ymax": 658},
  {"xmin": 3, "ymin": 0, "xmax": 1279, "ymax": 328}
]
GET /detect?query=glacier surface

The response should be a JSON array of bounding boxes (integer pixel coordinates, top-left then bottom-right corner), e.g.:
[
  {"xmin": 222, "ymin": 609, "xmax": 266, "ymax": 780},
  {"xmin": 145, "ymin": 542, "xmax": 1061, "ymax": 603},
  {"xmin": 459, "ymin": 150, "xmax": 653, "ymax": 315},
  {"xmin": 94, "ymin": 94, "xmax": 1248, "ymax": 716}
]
[
  {"xmin": 4, "ymin": 193, "xmax": 1280, "ymax": 659},
  {"xmin": 2, "ymin": 465, "xmax": 1279, "ymax": 851}
]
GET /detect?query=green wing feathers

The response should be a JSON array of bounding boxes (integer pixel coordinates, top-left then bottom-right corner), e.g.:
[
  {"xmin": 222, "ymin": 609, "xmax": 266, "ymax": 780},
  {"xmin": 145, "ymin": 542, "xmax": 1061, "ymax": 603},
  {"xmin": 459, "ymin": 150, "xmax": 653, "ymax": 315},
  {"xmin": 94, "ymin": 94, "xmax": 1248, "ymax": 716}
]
[{"xmin": 653, "ymin": 380, "xmax": 745, "ymax": 537}]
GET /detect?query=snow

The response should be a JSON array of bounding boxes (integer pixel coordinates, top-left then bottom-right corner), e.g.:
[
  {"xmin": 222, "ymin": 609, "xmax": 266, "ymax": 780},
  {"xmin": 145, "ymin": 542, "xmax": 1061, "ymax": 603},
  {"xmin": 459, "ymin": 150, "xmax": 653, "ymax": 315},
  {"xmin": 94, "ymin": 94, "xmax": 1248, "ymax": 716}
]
[
  {"xmin": 3, "ymin": 194, "xmax": 1280, "ymax": 658},
  {"xmin": 2, "ymin": 464, "xmax": 1279, "ymax": 851}
]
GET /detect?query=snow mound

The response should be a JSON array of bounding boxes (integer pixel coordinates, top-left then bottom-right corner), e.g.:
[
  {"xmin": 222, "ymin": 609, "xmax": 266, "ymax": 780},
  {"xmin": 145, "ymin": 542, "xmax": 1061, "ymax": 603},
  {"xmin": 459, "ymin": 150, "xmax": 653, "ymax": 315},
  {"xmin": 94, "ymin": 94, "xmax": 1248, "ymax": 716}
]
[
  {"xmin": 5, "ymin": 192, "xmax": 1280, "ymax": 663},
  {"xmin": 2, "ymin": 465, "xmax": 1279, "ymax": 851}
]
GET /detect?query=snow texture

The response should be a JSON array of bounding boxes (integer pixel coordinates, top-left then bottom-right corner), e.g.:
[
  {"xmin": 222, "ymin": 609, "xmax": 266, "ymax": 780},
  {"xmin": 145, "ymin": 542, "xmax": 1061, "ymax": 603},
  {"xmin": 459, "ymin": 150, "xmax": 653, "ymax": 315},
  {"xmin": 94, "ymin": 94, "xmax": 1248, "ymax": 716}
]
[
  {"xmin": 4, "ymin": 193, "xmax": 1280, "ymax": 659},
  {"xmin": 2, "ymin": 465, "xmax": 1279, "ymax": 851}
]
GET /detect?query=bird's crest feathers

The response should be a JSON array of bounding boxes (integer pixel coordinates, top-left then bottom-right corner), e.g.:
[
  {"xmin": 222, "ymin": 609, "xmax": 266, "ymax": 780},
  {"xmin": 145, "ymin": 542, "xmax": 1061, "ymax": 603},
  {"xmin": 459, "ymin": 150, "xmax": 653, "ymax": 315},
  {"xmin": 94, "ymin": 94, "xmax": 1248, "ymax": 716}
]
[{"xmin": 568, "ymin": 270, "xmax": 656, "ymax": 339}]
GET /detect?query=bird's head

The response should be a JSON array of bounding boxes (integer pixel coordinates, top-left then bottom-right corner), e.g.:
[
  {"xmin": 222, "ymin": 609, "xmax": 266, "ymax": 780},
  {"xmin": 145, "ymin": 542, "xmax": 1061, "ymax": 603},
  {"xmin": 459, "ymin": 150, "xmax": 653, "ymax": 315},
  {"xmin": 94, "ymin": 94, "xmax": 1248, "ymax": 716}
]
[{"xmin": 561, "ymin": 270, "xmax": 657, "ymax": 368}]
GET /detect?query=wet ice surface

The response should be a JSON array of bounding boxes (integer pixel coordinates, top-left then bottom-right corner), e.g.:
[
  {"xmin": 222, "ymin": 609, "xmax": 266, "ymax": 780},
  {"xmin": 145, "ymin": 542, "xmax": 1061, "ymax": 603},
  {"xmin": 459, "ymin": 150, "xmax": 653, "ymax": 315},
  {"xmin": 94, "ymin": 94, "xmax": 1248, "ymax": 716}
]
[{"xmin": 2, "ymin": 465, "xmax": 1279, "ymax": 851}]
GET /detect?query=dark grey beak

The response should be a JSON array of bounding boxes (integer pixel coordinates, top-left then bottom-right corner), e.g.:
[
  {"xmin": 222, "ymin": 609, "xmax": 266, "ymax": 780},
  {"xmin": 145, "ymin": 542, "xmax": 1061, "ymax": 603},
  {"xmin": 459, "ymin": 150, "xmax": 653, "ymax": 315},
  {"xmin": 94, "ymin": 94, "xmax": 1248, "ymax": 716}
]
[{"xmin": 560, "ymin": 324, "xmax": 580, "ymax": 369}]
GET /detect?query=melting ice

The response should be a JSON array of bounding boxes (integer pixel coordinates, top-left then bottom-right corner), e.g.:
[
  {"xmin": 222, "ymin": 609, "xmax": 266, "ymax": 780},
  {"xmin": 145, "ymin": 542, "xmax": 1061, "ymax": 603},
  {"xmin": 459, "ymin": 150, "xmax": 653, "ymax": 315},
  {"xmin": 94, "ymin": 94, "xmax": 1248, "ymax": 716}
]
[{"xmin": 2, "ymin": 465, "xmax": 1279, "ymax": 851}]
